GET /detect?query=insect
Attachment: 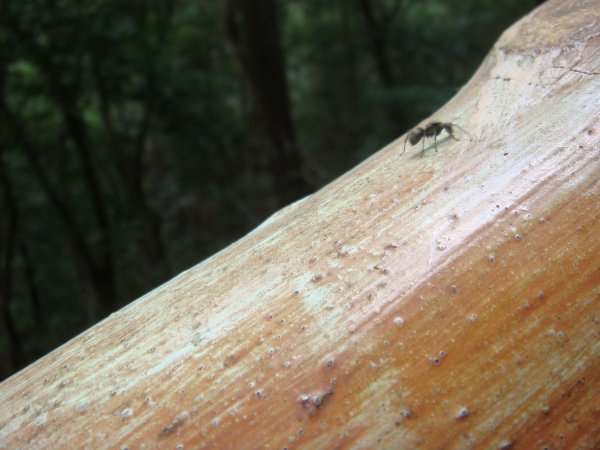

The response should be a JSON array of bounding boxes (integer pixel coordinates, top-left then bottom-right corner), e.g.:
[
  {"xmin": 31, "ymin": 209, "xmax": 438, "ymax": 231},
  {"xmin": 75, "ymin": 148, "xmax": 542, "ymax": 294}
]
[{"xmin": 402, "ymin": 121, "xmax": 471, "ymax": 156}]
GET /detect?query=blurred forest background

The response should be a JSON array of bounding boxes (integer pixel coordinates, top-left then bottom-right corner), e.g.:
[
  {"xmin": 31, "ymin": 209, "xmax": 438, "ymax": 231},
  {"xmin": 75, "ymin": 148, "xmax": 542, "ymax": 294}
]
[{"xmin": 0, "ymin": 0, "xmax": 541, "ymax": 380}]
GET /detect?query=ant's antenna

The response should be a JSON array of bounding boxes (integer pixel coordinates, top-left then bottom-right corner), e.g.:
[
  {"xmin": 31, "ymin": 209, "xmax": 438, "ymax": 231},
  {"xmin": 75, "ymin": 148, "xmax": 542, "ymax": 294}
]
[{"xmin": 452, "ymin": 123, "xmax": 473, "ymax": 141}]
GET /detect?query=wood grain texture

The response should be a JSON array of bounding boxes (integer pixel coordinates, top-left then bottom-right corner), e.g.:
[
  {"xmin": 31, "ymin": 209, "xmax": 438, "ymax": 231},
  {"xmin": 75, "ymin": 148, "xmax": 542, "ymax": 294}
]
[{"xmin": 1, "ymin": 0, "xmax": 599, "ymax": 449}]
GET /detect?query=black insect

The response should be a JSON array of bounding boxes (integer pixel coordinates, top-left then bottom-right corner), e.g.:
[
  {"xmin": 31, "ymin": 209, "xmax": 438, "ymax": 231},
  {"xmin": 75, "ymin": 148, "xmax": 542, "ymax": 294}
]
[{"xmin": 402, "ymin": 121, "xmax": 470, "ymax": 156}]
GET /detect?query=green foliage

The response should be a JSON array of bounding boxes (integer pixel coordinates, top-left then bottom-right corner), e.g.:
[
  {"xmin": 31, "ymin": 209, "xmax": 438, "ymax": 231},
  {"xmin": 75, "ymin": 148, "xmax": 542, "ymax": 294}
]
[{"xmin": 0, "ymin": 0, "xmax": 539, "ymax": 379}]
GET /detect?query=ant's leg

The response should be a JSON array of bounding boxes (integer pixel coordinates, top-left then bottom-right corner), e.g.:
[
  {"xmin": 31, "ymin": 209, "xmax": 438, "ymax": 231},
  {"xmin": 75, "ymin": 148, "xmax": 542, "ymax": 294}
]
[
  {"xmin": 434, "ymin": 134, "xmax": 438, "ymax": 152},
  {"xmin": 421, "ymin": 138, "xmax": 425, "ymax": 157}
]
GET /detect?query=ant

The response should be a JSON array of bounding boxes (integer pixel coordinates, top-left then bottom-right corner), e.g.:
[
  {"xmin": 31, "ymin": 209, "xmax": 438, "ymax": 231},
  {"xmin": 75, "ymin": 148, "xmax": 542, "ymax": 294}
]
[{"xmin": 402, "ymin": 121, "xmax": 471, "ymax": 156}]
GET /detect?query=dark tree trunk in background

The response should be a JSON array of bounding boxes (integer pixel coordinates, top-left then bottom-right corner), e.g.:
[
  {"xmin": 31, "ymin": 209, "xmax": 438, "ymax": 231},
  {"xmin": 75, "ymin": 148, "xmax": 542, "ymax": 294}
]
[
  {"xmin": 0, "ymin": 18, "xmax": 119, "ymax": 318},
  {"xmin": 338, "ymin": 1, "xmax": 362, "ymax": 147},
  {"xmin": 92, "ymin": 63, "xmax": 169, "ymax": 290},
  {"xmin": 0, "ymin": 90, "xmax": 115, "ymax": 319},
  {"xmin": 1, "ymin": 9, "xmax": 172, "ymax": 315},
  {"xmin": 225, "ymin": 0, "xmax": 310, "ymax": 206},
  {"xmin": 0, "ymin": 144, "xmax": 22, "ymax": 372},
  {"xmin": 357, "ymin": 0, "xmax": 412, "ymax": 134},
  {"xmin": 129, "ymin": 99, "xmax": 170, "ymax": 288},
  {"xmin": 19, "ymin": 242, "xmax": 44, "ymax": 331},
  {"xmin": 58, "ymin": 92, "xmax": 118, "ymax": 315},
  {"xmin": 358, "ymin": 0, "xmax": 394, "ymax": 87}
]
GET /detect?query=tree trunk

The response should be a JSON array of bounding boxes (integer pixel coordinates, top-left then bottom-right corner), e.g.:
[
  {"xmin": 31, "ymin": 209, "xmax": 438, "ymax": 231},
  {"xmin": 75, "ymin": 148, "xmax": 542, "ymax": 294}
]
[
  {"xmin": 0, "ymin": 30, "xmax": 120, "ymax": 318},
  {"xmin": 0, "ymin": 1, "xmax": 599, "ymax": 448},
  {"xmin": 19, "ymin": 242, "xmax": 45, "ymax": 332},
  {"xmin": 357, "ymin": 0, "xmax": 395, "ymax": 87},
  {"xmin": 0, "ymin": 146, "xmax": 22, "ymax": 372},
  {"xmin": 225, "ymin": 0, "xmax": 310, "ymax": 206}
]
